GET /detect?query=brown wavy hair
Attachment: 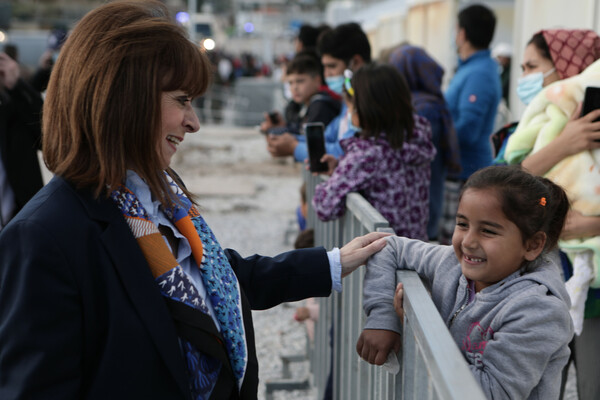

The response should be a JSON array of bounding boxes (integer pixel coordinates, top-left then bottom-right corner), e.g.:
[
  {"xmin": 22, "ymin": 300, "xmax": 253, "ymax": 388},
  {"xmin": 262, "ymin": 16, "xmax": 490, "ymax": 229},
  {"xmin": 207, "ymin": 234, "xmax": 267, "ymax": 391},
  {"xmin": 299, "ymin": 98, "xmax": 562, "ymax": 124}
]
[{"xmin": 43, "ymin": 0, "xmax": 211, "ymax": 205}]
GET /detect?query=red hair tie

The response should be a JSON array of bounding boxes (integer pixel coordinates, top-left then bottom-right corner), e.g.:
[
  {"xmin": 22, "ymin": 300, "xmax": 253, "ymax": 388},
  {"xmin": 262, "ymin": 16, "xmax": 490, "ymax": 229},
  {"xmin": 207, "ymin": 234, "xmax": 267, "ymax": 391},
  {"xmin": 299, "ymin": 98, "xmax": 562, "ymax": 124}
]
[{"xmin": 539, "ymin": 197, "xmax": 547, "ymax": 206}]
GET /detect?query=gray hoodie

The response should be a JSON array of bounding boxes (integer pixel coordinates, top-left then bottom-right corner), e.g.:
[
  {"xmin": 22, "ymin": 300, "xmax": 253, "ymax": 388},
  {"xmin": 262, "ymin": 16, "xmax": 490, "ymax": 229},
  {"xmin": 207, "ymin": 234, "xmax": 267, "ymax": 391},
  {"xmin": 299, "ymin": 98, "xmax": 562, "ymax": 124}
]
[{"xmin": 363, "ymin": 236, "xmax": 574, "ymax": 400}]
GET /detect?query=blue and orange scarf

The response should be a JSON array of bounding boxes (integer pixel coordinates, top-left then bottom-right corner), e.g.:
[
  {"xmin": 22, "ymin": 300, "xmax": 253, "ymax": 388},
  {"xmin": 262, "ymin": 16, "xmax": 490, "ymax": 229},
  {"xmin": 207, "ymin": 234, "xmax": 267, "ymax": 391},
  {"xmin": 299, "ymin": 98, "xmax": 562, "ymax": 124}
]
[{"xmin": 110, "ymin": 173, "xmax": 247, "ymax": 399}]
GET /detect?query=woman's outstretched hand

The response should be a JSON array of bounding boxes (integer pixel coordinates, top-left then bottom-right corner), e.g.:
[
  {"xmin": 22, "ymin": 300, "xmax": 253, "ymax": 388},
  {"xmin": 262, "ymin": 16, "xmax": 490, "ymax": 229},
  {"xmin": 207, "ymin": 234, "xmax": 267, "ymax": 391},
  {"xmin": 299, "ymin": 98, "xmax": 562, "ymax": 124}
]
[{"xmin": 340, "ymin": 232, "xmax": 391, "ymax": 278}]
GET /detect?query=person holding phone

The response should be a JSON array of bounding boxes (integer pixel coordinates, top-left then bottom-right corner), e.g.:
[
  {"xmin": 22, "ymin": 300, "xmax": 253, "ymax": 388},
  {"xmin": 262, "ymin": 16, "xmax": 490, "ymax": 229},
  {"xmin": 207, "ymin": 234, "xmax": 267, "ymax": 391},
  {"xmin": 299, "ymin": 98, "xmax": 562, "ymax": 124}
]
[
  {"xmin": 388, "ymin": 43, "xmax": 462, "ymax": 242},
  {"xmin": 498, "ymin": 29, "xmax": 600, "ymax": 400},
  {"xmin": 260, "ymin": 51, "xmax": 340, "ymax": 136},
  {"xmin": 266, "ymin": 22, "xmax": 371, "ymax": 161},
  {"xmin": 312, "ymin": 63, "xmax": 435, "ymax": 240},
  {"xmin": 304, "ymin": 122, "xmax": 328, "ymax": 173},
  {"xmin": 0, "ymin": 3, "xmax": 392, "ymax": 398}
]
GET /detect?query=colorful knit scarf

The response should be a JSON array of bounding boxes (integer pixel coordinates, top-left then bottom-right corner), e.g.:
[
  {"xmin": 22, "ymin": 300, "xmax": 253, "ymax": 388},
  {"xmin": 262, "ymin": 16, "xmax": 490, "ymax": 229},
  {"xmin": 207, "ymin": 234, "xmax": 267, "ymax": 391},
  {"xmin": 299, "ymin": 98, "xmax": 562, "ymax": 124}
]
[{"xmin": 110, "ymin": 173, "xmax": 247, "ymax": 399}]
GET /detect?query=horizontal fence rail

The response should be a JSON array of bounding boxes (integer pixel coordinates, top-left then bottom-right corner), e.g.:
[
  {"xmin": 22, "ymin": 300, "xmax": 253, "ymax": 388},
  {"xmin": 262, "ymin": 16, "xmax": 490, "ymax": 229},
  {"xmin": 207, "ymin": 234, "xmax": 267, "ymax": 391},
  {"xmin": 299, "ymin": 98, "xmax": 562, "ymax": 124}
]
[{"xmin": 303, "ymin": 169, "xmax": 485, "ymax": 400}]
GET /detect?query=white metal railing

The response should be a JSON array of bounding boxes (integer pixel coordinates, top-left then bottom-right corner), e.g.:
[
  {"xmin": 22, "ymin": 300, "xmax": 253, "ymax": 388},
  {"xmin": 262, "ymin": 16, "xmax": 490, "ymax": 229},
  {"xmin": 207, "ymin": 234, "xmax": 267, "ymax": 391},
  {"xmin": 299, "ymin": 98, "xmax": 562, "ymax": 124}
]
[{"xmin": 304, "ymin": 169, "xmax": 486, "ymax": 400}]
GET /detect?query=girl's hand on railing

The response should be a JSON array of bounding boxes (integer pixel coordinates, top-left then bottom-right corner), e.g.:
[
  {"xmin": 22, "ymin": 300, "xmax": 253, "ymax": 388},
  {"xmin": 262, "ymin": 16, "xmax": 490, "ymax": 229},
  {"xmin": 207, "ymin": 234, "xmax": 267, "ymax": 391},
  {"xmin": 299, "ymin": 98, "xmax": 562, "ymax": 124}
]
[
  {"xmin": 340, "ymin": 232, "xmax": 391, "ymax": 277},
  {"xmin": 356, "ymin": 329, "xmax": 401, "ymax": 365},
  {"xmin": 319, "ymin": 154, "xmax": 338, "ymax": 176},
  {"xmin": 304, "ymin": 154, "xmax": 339, "ymax": 176},
  {"xmin": 393, "ymin": 282, "xmax": 405, "ymax": 321}
]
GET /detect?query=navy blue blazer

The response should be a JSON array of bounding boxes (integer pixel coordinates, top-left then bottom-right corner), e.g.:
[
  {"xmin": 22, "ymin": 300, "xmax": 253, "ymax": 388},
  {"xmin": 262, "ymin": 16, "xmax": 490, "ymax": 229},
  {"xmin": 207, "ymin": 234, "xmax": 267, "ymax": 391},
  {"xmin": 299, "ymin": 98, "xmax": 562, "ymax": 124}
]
[{"xmin": 0, "ymin": 176, "xmax": 332, "ymax": 399}]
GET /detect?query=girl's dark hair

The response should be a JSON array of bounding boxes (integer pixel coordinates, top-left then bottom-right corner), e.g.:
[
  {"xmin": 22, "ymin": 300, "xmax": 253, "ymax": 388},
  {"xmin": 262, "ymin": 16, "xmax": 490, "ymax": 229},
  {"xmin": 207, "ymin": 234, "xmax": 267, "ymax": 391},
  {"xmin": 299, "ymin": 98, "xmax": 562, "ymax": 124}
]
[
  {"xmin": 43, "ymin": 0, "xmax": 211, "ymax": 206},
  {"xmin": 352, "ymin": 63, "xmax": 414, "ymax": 149},
  {"xmin": 461, "ymin": 166, "xmax": 569, "ymax": 251},
  {"xmin": 527, "ymin": 32, "xmax": 552, "ymax": 62}
]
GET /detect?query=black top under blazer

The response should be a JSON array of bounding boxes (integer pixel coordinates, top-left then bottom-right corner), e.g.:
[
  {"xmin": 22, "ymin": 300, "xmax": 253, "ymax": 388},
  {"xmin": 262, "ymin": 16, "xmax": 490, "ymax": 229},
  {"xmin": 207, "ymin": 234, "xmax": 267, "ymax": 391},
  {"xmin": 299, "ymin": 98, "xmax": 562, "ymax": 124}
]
[{"xmin": 0, "ymin": 176, "xmax": 332, "ymax": 399}]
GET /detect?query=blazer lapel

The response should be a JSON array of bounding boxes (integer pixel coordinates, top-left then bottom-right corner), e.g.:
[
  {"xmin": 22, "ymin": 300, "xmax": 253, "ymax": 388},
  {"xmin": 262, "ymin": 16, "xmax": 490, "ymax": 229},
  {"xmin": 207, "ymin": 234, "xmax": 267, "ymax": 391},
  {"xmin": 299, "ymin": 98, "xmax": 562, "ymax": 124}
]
[{"xmin": 72, "ymin": 183, "xmax": 191, "ymax": 399}]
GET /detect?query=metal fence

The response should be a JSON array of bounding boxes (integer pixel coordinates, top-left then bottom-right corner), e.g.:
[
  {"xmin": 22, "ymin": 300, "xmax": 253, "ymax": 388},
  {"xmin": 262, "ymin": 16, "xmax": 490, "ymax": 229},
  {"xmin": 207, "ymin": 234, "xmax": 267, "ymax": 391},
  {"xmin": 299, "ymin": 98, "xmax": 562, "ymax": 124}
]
[{"xmin": 304, "ymin": 170, "xmax": 486, "ymax": 400}]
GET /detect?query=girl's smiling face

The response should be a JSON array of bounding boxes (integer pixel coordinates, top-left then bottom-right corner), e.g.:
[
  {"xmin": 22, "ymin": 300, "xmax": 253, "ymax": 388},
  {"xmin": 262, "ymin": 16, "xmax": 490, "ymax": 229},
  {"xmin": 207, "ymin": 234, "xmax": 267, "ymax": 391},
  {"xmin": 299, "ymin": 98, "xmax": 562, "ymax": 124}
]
[{"xmin": 452, "ymin": 188, "xmax": 544, "ymax": 292}]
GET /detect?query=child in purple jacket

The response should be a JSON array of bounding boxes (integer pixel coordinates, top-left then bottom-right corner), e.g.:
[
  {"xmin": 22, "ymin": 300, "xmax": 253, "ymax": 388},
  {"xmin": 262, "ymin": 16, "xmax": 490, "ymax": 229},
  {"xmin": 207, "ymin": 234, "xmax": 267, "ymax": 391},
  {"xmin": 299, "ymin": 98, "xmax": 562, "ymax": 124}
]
[{"xmin": 312, "ymin": 63, "xmax": 435, "ymax": 240}]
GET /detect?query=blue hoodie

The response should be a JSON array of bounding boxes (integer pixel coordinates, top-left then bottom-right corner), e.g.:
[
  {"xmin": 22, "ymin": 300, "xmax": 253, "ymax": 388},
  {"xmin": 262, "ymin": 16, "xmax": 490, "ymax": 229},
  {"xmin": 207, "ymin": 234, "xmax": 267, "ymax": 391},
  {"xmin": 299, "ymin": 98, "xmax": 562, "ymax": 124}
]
[{"xmin": 363, "ymin": 236, "xmax": 574, "ymax": 399}]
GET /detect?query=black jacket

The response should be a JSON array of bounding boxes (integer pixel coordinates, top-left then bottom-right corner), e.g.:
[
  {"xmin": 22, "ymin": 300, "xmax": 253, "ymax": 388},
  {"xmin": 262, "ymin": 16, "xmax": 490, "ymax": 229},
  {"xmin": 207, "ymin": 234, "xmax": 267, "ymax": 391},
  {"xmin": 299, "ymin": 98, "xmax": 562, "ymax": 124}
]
[
  {"xmin": 0, "ymin": 78, "xmax": 44, "ymax": 216},
  {"xmin": 0, "ymin": 176, "xmax": 332, "ymax": 399}
]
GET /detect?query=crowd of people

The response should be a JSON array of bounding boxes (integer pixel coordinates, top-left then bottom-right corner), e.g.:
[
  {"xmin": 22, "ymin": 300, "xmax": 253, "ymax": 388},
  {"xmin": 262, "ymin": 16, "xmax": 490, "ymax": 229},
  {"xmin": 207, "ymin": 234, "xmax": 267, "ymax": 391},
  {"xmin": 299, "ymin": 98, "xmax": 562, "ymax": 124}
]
[
  {"xmin": 1, "ymin": 0, "xmax": 600, "ymax": 399},
  {"xmin": 261, "ymin": 3, "xmax": 600, "ymax": 400}
]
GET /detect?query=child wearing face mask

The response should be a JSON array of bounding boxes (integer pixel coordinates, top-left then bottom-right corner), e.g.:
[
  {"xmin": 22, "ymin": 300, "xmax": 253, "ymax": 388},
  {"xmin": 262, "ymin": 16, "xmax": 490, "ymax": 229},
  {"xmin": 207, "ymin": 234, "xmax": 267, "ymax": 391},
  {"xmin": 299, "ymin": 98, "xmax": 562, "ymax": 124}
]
[
  {"xmin": 312, "ymin": 63, "xmax": 435, "ymax": 240},
  {"xmin": 358, "ymin": 165, "xmax": 573, "ymax": 400}
]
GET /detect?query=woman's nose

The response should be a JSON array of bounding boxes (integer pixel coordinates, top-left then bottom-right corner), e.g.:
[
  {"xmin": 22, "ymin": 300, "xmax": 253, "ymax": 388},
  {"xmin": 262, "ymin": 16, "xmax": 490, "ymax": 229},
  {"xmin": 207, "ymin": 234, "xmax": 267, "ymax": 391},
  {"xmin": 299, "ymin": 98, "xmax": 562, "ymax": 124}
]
[{"xmin": 184, "ymin": 105, "xmax": 200, "ymax": 133}]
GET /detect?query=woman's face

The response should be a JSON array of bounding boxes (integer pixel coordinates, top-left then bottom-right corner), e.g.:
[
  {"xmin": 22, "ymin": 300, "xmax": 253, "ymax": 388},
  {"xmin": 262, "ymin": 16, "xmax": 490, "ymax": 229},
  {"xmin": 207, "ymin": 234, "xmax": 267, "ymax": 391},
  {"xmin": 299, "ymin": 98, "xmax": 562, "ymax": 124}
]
[
  {"xmin": 521, "ymin": 43, "xmax": 560, "ymax": 87},
  {"xmin": 158, "ymin": 90, "xmax": 200, "ymax": 170}
]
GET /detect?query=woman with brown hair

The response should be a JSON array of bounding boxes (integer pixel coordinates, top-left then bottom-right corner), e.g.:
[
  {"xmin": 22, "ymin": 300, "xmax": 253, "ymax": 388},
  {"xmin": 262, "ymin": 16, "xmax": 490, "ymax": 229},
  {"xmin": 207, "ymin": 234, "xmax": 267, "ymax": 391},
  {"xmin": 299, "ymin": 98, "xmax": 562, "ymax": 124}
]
[{"xmin": 0, "ymin": 2, "xmax": 388, "ymax": 399}]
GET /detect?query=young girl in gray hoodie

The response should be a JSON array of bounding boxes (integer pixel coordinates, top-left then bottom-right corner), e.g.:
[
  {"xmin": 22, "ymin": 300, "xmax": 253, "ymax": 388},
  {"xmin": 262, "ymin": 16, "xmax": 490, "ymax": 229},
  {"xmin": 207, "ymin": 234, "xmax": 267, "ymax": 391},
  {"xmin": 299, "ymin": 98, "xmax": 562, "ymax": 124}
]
[{"xmin": 358, "ymin": 165, "xmax": 574, "ymax": 399}]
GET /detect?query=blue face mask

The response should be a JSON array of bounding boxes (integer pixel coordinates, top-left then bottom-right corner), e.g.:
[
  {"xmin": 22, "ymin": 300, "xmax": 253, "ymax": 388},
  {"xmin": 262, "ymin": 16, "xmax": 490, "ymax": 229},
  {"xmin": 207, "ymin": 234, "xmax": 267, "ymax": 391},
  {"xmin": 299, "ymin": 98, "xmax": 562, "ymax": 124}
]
[
  {"xmin": 517, "ymin": 67, "xmax": 555, "ymax": 105},
  {"xmin": 325, "ymin": 75, "xmax": 345, "ymax": 95},
  {"xmin": 347, "ymin": 109, "xmax": 362, "ymax": 133}
]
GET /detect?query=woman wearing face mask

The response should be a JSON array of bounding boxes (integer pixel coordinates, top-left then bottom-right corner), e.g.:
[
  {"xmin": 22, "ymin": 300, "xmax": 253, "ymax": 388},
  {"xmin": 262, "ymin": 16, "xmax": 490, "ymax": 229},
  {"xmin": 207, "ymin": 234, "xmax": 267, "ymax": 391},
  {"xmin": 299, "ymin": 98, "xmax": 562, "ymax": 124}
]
[
  {"xmin": 501, "ymin": 29, "xmax": 600, "ymax": 400},
  {"xmin": 493, "ymin": 30, "xmax": 600, "ymax": 164}
]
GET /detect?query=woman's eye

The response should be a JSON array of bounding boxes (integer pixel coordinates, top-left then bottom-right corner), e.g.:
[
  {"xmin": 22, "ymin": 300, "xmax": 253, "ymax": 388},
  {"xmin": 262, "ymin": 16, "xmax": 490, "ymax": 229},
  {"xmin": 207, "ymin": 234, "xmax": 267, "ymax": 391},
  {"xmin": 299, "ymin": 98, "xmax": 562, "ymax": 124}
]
[
  {"xmin": 173, "ymin": 96, "xmax": 191, "ymax": 106},
  {"xmin": 456, "ymin": 221, "xmax": 467, "ymax": 228},
  {"xmin": 482, "ymin": 229, "xmax": 497, "ymax": 235}
]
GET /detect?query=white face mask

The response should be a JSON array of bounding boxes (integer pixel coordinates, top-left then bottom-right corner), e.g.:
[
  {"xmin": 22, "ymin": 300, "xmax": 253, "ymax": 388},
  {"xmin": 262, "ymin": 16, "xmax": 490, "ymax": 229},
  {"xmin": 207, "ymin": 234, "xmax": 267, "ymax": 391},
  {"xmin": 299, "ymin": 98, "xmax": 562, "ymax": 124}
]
[{"xmin": 517, "ymin": 67, "xmax": 556, "ymax": 105}]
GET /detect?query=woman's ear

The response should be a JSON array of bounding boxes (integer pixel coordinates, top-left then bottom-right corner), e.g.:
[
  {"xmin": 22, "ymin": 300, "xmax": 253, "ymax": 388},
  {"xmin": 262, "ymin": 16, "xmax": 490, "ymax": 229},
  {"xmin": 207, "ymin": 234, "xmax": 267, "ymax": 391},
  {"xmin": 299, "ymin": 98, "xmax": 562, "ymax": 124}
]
[{"xmin": 524, "ymin": 231, "xmax": 547, "ymax": 261}]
